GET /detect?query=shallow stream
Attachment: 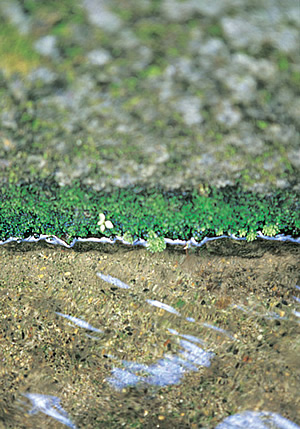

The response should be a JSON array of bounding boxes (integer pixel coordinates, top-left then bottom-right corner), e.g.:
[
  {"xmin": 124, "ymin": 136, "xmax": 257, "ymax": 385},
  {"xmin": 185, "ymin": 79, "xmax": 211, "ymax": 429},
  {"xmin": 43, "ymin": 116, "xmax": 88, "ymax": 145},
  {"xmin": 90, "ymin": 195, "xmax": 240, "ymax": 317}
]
[{"xmin": 0, "ymin": 239, "xmax": 299, "ymax": 428}]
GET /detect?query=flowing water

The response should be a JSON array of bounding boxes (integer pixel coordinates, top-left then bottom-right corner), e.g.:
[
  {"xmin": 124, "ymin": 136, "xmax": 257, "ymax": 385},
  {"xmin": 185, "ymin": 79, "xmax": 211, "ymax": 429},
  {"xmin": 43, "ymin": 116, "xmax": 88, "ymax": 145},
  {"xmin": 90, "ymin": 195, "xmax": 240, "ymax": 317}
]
[{"xmin": 0, "ymin": 239, "xmax": 299, "ymax": 428}]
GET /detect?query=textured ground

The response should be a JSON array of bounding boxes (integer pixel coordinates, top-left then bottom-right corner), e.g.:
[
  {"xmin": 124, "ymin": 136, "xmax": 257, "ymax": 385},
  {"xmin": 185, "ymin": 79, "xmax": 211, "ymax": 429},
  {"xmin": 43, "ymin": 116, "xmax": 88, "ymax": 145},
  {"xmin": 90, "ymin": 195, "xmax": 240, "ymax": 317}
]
[
  {"xmin": 0, "ymin": 240, "xmax": 299, "ymax": 428},
  {"xmin": 0, "ymin": 0, "xmax": 299, "ymax": 191},
  {"xmin": 0, "ymin": 2, "xmax": 299, "ymax": 428}
]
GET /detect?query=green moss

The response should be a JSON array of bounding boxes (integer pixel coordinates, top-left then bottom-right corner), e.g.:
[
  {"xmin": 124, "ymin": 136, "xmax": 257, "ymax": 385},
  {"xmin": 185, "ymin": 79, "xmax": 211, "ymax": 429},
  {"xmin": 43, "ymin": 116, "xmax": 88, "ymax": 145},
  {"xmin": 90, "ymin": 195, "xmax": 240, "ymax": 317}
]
[
  {"xmin": 291, "ymin": 71, "xmax": 300, "ymax": 90},
  {"xmin": 23, "ymin": 0, "xmax": 86, "ymax": 24},
  {"xmin": 0, "ymin": 180, "xmax": 298, "ymax": 249},
  {"xmin": 256, "ymin": 120, "xmax": 268, "ymax": 130},
  {"xmin": 207, "ymin": 23, "xmax": 223, "ymax": 37},
  {"xmin": 138, "ymin": 65, "xmax": 164, "ymax": 79},
  {"xmin": 134, "ymin": 20, "xmax": 167, "ymax": 40},
  {"xmin": 146, "ymin": 230, "xmax": 166, "ymax": 253},
  {"xmin": 277, "ymin": 55, "xmax": 290, "ymax": 72},
  {"xmin": 258, "ymin": 89, "xmax": 272, "ymax": 105},
  {"xmin": 111, "ymin": 7, "xmax": 133, "ymax": 22},
  {"xmin": 0, "ymin": 20, "xmax": 41, "ymax": 74},
  {"xmin": 207, "ymin": 130, "xmax": 223, "ymax": 145},
  {"xmin": 221, "ymin": 145, "xmax": 238, "ymax": 159},
  {"xmin": 134, "ymin": 20, "xmax": 190, "ymax": 57}
]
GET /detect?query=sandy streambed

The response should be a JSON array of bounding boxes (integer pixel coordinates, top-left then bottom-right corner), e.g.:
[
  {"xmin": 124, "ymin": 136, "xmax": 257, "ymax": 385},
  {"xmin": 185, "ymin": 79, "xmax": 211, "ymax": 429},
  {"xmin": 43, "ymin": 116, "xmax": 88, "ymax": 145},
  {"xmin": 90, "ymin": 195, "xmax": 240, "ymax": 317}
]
[{"xmin": 0, "ymin": 239, "xmax": 299, "ymax": 428}]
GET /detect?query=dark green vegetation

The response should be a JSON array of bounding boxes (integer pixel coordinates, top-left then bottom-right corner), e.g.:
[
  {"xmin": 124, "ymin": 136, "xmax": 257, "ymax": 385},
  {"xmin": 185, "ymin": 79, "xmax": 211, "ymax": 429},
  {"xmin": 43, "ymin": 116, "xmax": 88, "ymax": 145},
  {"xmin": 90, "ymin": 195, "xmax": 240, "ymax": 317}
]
[{"xmin": 0, "ymin": 180, "xmax": 299, "ymax": 248}]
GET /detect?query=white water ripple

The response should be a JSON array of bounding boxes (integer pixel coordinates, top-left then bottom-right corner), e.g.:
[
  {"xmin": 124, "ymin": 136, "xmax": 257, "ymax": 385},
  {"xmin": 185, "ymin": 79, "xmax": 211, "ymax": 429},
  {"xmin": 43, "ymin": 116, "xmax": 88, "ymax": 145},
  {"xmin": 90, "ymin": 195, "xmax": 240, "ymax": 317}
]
[
  {"xmin": 146, "ymin": 299, "xmax": 181, "ymax": 316},
  {"xmin": 55, "ymin": 312, "xmax": 103, "ymax": 333},
  {"xmin": 96, "ymin": 271, "xmax": 131, "ymax": 289},
  {"xmin": 22, "ymin": 393, "xmax": 77, "ymax": 429},
  {"xmin": 1, "ymin": 232, "xmax": 299, "ymax": 249},
  {"xmin": 215, "ymin": 410, "xmax": 300, "ymax": 429}
]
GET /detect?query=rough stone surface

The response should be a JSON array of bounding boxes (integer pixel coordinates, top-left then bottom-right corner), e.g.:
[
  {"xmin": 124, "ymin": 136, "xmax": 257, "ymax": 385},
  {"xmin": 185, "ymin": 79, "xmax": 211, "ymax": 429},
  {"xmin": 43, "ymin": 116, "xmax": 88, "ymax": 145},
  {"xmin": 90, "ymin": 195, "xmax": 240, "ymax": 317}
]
[
  {"xmin": 34, "ymin": 36, "xmax": 59, "ymax": 58},
  {"xmin": 0, "ymin": 0, "xmax": 299, "ymax": 191}
]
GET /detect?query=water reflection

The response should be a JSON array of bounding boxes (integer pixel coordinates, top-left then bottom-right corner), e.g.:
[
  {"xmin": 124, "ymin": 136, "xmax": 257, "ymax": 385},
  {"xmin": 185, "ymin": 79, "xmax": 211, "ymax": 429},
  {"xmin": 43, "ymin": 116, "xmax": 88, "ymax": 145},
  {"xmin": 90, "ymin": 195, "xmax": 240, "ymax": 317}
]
[
  {"xmin": 168, "ymin": 328, "xmax": 206, "ymax": 346},
  {"xmin": 22, "ymin": 393, "xmax": 77, "ymax": 429},
  {"xmin": 232, "ymin": 302, "xmax": 300, "ymax": 324},
  {"xmin": 201, "ymin": 322, "xmax": 235, "ymax": 340},
  {"xmin": 55, "ymin": 312, "xmax": 104, "ymax": 333},
  {"xmin": 21, "ymin": 393, "xmax": 300, "ymax": 429},
  {"xmin": 10, "ymin": 261, "xmax": 299, "ymax": 428},
  {"xmin": 232, "ymin": 303, "xmax": 289, "ymax": 321},
  {"xmin": 107, "ymin": 334, "xmax": 214, "ymax": 390},
  {"xmin": 96, "ymin": 271, "xmax": 131, "ymax": 289},
  {"xmin": 146, "ymin": 298, "xmax": 181, "ymax": 316},
  {"xmin": 215, "ymin": 410, "xmax": 300, "ymax": 429}
]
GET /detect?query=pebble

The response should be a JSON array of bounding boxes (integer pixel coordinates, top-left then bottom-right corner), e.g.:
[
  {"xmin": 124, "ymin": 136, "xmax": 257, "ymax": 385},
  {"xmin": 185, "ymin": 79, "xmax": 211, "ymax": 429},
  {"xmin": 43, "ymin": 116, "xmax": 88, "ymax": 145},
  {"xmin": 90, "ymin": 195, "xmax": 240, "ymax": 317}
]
[
  {"xmin": 0, "ymin": 0, "xmax": 298, "ymax": 192},
  {"xmin": 83, "ymin": 0, "xmax": 122, "ymax": 32},
  {"xmin": 86, "ymin": 49, "xmax": 112, "ymax": 66},
  {"xmin": 34, "ymin": 36, "xmax": 59, "ymax": 58}
]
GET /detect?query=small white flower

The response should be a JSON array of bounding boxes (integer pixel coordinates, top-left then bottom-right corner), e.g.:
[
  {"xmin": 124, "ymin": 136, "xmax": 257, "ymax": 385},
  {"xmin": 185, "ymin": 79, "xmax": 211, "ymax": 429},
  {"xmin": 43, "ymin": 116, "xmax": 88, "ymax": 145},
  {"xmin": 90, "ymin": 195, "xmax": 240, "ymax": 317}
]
[{"xmin": 97, "ymin": 213, "xmax": 114, "ymax": 232}]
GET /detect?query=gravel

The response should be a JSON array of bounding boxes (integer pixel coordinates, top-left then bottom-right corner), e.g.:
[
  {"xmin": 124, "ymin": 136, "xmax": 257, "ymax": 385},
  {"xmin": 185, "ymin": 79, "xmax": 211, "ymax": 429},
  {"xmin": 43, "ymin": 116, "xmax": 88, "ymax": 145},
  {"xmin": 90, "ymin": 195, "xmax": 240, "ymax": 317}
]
[{"xmin": 0, "ymin": 0, "xmax": 299, "ymax": 191}]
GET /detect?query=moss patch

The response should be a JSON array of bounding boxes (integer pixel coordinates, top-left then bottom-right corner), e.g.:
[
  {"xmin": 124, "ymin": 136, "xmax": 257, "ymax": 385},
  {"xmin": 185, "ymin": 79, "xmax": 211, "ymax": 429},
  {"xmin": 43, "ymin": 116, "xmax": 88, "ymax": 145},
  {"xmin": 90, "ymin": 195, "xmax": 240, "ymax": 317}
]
[
  {"xmin": 0, "ymin": 180, "xmax": 298, "ymax": 246},
  {"xmin": 0, "ymin": 20, "xmax": 40, "ymax": 75}
]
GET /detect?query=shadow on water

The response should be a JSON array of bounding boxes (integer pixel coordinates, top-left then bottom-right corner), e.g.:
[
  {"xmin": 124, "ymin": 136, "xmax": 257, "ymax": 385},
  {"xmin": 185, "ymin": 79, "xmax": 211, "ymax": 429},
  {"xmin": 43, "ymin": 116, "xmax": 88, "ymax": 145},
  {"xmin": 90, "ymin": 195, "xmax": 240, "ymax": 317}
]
[{"xmin": 0, "ymin": 239, "xmax": 299, "ymax": 428}]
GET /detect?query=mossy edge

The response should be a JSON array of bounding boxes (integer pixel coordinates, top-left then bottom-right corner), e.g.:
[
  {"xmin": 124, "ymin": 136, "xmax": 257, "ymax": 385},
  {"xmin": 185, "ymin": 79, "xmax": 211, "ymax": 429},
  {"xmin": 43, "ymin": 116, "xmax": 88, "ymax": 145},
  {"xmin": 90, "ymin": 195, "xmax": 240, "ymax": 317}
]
[{"xmin": 0, "ymin": 180, "xmax": 299, "ymax": 250}]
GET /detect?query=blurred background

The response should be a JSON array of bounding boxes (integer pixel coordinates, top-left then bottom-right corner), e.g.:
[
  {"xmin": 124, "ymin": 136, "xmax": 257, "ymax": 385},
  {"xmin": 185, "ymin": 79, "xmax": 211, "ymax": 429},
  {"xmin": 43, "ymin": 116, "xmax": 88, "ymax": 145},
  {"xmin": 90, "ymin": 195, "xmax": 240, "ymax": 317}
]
[{"xmin": 0, "ymin": 0, "xmax": 299, "ymax": 191}]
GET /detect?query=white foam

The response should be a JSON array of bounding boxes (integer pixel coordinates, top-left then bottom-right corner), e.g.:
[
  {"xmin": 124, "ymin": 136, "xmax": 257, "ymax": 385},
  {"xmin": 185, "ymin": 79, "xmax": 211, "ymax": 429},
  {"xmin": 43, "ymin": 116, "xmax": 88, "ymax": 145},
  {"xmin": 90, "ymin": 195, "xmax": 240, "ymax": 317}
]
[{"xmin": 1, "ymin": 232, "xmax": 299, "ymax": 249}]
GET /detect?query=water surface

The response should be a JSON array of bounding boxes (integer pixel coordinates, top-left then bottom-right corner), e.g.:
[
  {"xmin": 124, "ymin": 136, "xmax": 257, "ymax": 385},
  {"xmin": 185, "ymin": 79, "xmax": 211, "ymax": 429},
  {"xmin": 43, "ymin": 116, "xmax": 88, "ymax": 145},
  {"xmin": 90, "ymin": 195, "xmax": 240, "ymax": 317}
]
[{"xmin": 0, "ymin": 239, "xmax": 299, "ymax": 427}]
